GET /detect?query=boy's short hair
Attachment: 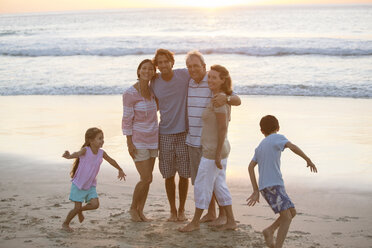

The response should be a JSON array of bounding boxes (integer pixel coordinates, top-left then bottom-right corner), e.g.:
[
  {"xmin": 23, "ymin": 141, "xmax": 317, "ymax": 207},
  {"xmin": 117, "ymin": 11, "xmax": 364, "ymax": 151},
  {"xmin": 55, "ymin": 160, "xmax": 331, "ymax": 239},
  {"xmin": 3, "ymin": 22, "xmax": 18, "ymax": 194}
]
[
  {"xmin": 260, "ymin": 115, "xmax": 279, "ymax": 135},
  {"xmin": 152, "ymin": 48, "xmax": 175, "ymax": 67}
]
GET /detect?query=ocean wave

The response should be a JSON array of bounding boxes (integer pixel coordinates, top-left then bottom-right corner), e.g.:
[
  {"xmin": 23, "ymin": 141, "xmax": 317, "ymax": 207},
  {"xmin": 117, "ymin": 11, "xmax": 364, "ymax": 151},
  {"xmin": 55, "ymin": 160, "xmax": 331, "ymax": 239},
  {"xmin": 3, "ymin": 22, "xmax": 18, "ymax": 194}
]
[
  {"xmin": 0, "ymin": 31, "xmax": 18, "ymax": 37},
  {"xmin": 1, "ymin": 84, "xmax": 371, "ymax": 98},
  {"xmin": 234, "ymin": 84, "xmax": 372, "ymax": 98},
  {"xmin": 1, "ymin": 46, "xmax": 372, "ymax": 57}
]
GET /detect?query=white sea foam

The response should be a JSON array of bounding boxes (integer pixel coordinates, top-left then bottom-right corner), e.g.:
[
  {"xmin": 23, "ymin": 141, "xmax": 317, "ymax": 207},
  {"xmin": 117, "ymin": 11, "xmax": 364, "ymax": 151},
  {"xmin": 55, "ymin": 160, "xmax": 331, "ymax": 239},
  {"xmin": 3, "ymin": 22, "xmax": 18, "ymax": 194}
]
[
  {"xmin": 1, "ymin": 84, "xmax": 371, "ymax": 98},
  {"xmin": 0, "ymin": 6, "xmax": 371, "ymax": 98},
  {"xmin": 1, "ymin": 37, "xmax": 371, "ymax": 57}
]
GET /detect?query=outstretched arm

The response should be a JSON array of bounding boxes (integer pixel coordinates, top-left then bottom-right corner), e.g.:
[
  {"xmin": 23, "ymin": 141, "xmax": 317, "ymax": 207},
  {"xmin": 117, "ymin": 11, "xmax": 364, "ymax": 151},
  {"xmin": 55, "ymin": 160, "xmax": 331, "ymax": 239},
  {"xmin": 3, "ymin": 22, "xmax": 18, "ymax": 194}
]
[
  {"xmin": 285, "ymin": 142, "xmax": 317, "ymax": 173},
  {"xmin": 103, "ymin": 152, "xmax": 126, "ymax": 181},
  {"xmin": 62, "ymin": 148, "xmax": 86, "ymax": 159},
  {"xmin": 247, "ymin": 160, "xmax": 260, "ymax": 206}
]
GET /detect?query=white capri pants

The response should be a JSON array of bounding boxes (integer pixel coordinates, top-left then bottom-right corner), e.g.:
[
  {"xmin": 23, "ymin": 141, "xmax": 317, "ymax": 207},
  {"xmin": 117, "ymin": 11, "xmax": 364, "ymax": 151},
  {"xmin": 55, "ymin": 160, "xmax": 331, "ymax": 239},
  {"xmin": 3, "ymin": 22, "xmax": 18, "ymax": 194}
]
[{"xmin": 194, "ymin": 157, "xmax": 232, "ymax": 210}]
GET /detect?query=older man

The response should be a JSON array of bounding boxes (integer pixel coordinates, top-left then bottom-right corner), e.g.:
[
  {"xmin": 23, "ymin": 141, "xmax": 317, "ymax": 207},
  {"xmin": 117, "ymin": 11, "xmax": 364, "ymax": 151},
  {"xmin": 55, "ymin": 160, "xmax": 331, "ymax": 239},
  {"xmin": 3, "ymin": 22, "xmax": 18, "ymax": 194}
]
[{"xmin": 185, "ymin": 50, "xmax": 241, "ymax": 224}]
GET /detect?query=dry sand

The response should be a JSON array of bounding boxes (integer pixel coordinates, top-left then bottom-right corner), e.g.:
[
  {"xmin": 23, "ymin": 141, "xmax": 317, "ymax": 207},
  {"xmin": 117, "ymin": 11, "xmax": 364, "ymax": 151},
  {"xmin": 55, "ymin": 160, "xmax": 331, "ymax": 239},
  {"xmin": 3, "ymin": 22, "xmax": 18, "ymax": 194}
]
[
  {"xmin": 1, "ymin": 95, "xmax": 372, "ymax": 247},
  {"xmin": 1, "ymin": 155, "xmax": 372, "ymax": 248}
]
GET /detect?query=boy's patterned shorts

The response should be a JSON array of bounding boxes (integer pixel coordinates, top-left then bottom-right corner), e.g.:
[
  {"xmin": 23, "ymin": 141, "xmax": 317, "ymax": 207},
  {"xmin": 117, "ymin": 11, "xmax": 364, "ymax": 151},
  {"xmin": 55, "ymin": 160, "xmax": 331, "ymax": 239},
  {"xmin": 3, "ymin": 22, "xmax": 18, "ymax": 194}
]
[
  {"xmin": 260, "ymin": 185, "xmax": 295, "ymax": 214},
  {"xmin": 159, "ymin": 132, "xmax": 190, "ymax": 179}
]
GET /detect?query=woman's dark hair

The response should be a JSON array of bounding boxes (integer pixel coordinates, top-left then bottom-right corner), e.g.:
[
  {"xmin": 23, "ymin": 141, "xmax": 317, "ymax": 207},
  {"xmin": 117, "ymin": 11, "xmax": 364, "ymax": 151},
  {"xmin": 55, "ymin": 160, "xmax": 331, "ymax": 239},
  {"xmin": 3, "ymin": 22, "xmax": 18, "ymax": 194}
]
[{"xmin": 137, "ymin": 59, "xmax": 156, "ymax": 79}]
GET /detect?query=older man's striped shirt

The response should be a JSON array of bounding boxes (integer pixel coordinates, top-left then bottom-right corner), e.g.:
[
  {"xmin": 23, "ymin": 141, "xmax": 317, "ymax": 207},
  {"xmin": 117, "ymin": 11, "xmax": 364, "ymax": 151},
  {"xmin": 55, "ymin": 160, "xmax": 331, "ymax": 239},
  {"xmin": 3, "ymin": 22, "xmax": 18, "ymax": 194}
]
[{"xmin": 186, "ymin": 75, "xmax": 211, "ymax": 148}]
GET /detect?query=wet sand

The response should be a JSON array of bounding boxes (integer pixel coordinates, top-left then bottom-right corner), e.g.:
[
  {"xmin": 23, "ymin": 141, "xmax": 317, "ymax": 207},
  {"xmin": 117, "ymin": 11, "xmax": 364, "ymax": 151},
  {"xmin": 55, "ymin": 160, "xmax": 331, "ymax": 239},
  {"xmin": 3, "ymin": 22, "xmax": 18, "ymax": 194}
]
[{"xmin": 0, "ymin": 95, "xmax": 371, "ymax": 247}]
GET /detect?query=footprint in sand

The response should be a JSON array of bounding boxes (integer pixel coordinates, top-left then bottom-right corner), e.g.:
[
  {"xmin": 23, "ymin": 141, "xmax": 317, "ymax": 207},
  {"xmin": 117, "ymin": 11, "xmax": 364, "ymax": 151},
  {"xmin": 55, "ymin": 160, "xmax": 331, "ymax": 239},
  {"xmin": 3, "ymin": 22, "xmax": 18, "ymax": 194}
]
[
  {"xmin": 336, "ymin": 216, "xmax": 358, "ymax": 222},
  {"xmin": 109, "ymin": 212, "xmax": 125, "ymax": 217},
  {"xmin": 1, "ymin": 198, "xmax": 16, "ymax": 202},
  {"xmin": 149, "ymin": 204, "xmax": 164, "ymax": 207},
  {"xmin": 290, "ymin": 230, "xmax": 311, "ymax": 235}
]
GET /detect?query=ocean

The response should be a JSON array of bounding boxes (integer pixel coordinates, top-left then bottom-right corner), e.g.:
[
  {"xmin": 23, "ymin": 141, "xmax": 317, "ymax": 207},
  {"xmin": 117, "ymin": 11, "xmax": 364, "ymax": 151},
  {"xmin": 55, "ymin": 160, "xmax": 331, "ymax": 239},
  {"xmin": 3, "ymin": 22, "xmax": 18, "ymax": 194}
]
[
  {"xmin": 0, "ymin": 5, "xmax": 372, "ymax": 194},
  {"xmin": 0, "ymin": 5, "xmax": 371, "ymax": 98}
]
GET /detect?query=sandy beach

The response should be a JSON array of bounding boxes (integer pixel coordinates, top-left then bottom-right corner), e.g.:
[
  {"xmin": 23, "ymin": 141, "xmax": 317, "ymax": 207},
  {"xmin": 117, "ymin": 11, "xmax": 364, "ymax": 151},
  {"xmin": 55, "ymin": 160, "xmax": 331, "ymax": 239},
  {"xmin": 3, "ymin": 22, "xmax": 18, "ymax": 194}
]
[{"xmin": 1, "ymin": 95, "xmax": 372, "ymax": 248}]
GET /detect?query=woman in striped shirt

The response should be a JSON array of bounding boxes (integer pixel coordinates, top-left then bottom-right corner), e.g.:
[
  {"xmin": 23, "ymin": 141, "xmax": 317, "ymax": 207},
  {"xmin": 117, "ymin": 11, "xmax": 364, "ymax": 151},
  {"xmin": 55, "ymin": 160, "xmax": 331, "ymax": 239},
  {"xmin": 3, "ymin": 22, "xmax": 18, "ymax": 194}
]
[{"xmin": 122, "ymin": 59, "xmax": 158, "ymax": 222}]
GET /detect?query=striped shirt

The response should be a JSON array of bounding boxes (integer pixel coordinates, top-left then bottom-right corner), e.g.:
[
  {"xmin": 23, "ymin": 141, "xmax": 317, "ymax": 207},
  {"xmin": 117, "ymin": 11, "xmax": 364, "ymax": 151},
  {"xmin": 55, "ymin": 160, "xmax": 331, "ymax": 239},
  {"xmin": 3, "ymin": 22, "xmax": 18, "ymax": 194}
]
[
  {"xmin": 186, "ymin": 74, "xmax": 212, "ymax": 147},
  {"xmin": 122, "ymin": 85, "xmax": 158, "ymax": 149}
]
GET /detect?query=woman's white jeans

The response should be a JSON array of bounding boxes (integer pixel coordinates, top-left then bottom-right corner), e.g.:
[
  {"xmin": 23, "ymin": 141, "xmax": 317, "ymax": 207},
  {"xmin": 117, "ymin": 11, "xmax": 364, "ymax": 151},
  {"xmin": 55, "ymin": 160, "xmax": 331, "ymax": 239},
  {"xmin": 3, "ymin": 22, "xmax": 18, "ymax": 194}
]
[{"xmin": 194, "ymin": 157, "xmax": 232, "ymax": 209}]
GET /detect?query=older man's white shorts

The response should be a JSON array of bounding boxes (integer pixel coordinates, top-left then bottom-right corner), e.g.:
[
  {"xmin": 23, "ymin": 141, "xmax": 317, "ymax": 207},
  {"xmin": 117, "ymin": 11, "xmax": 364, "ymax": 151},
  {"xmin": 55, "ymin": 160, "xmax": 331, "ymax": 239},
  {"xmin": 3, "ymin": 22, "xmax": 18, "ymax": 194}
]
[{"xmin": 194, "ymin": 157, "xmax": 232, "ymax": 210}]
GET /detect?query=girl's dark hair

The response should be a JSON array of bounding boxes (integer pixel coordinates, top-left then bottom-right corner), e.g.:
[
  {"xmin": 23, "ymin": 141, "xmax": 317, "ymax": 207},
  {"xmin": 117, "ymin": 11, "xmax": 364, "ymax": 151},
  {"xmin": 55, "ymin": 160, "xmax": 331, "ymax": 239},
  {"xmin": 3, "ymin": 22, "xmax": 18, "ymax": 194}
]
[
  {"xmin": 70, "ymin": 127, "xmax": 103, "ymax": 178},
  {"xmin": 137, "ymin": 59, "xmax": 156, "ymax": 79},
  {"xmin": 210, "ymin": 64, "xmax": 233, "ymax": 95},
  {"xmin": 260, "ymin": 115, "xmax": 279, "ymax": 135}
]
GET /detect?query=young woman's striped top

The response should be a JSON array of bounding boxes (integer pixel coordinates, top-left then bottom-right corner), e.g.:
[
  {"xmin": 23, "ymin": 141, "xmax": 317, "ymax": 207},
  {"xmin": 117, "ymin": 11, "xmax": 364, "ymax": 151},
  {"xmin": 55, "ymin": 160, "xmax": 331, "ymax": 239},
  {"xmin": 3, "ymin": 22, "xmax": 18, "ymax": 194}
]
[{"xmin": 122, "ymin": 85, "xmax": 158, "ymax": 149}]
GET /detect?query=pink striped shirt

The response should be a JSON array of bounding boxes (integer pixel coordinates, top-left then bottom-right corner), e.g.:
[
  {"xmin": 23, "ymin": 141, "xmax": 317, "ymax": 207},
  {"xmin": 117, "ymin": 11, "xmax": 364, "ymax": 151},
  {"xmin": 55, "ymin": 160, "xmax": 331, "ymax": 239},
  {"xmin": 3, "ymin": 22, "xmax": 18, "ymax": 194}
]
[
  {"xmin": 72, "ymin": 146, "xmax": 103, "ymax": 190},
  {"xmin": 122, "ymin": 85, "xmax": 158, "ymax": 149}
]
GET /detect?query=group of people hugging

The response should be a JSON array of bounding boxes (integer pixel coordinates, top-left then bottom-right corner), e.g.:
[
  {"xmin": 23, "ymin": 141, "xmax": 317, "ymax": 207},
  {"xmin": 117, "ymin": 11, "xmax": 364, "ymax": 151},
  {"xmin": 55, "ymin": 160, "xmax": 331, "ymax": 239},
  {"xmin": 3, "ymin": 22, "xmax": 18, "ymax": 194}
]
[
  {"xmin": 122, "ymin": 49, "xmax": 241, "ymax": 231},
  {"xmin": 62, "ymin": 48, "xmax": 317, "ymax": 248}
]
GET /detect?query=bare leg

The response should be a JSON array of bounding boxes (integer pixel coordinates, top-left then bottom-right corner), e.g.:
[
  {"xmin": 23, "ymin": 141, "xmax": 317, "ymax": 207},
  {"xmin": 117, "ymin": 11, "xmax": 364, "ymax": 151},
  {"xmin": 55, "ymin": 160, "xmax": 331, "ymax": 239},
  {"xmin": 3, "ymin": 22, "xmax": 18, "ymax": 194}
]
[
  {"xmin": 78, "ymin": 211, "xmax": 84, "ymax": 223},
  {"xmin": 209, "ymin": 204, "xmax": 227, "ymax": 227},
  {"xmin": 130, "ymin": 159, "xmax": 154, "ymax": 222},
  {"xmin": 136, "ymin": 158, "xmax": 155, "ymax": 222},
  {"xmin": 177, "ymin": 176, "xmax": 189, "ymax": 221},
  {"xmin": 81, "ymin": 198, "xmax": 99, "ymax": 211},
  {"xmin": 179, "ymin": 208, "xmax": 204, "ymax": 232},
  {"xmin": 200, "ymin": 194, "xmax": 217, "ymax": 223},
  {"xmin": 62, "ymin": 202, "xmax": 82, "ymax": 232},
  {"xmin": 165, "ymin": 176, "xmax": 177, "ymax": 222},
  {"xmin": 263, "ymin": 208, "xmax": 296, "ymax": 248},
  {"xmin": 274, "ymin": 209, "xmax": 294, "ymax": 248},
  {"xmin": 263, "ymin": 217, "xmax": 280, "ymax": 248},
  {"xmin": 130, "ymin": 164, "xmax": 145, "ymax": 222},
  {"xmin": 218, "ymin": 205, "xmax": 237, "ymax": 230}
]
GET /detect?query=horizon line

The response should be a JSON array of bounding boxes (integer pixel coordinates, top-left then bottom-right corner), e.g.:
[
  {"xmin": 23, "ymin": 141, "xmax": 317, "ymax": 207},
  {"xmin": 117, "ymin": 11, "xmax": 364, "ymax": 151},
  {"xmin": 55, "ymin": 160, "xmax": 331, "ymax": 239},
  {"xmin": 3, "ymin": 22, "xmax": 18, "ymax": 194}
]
[{"xmin": 1, "ymin": 2, "xmax": 371, "ymax": 15}]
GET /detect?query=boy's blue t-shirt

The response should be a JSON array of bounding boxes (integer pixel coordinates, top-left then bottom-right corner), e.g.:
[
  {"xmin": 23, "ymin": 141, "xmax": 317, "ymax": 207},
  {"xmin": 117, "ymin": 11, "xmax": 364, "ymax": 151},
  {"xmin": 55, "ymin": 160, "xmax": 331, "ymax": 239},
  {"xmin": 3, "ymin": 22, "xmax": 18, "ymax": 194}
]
[{"xmin": 252, "ymin": 133, "xmax": 289, "ymax": 190}]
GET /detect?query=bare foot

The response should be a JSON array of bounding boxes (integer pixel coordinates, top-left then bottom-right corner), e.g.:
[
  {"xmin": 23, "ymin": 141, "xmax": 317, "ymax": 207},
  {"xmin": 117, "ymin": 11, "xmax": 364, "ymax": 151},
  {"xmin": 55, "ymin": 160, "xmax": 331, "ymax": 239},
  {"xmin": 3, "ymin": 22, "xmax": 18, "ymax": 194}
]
[
  {"xmin": 129, "ymin": 209, "xmax": 142, "ymax": 222},
  {"xmin": 263, "ymin": 228, "xmax": 275, "ymax": 248},
  {"xmin": 177, "ymin": 210, "xmax": 188, "ymax": 222},
  {"xmin": 167, "ymin": 211, "xmax": 178, "ymax": 222},
  {"xmin": 139, "ymin": 212, "xmax": 152, "ymax": 222},
  {"xmin": 200, "ymin": 213, "xmax": 216, "ymax": 223},
  {"xmin": 178, "ymin": 222, "xmax": 200, "ymax": 232},
  {"xmin": 218, "ymin": 221, "xmax": 237, "ymax": 231},
  {"xmin": 78, "ymin": 212, "xmax": 85, "ymax": 223},
  {"xmin": 208, "ymin": 215, "xmax": 227, "ymax": 227},
  {"xmin": 61, "ymin": 223, "xmax": 73, "ymax": 232}
]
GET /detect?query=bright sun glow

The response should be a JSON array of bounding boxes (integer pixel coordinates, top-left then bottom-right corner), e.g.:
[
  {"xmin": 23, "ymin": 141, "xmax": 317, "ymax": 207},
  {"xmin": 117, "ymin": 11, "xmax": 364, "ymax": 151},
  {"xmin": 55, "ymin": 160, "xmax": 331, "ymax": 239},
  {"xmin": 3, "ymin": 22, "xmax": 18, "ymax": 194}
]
[{"xmin": 178, "ymin": 0, "xmax": 248, "ymax": 8}]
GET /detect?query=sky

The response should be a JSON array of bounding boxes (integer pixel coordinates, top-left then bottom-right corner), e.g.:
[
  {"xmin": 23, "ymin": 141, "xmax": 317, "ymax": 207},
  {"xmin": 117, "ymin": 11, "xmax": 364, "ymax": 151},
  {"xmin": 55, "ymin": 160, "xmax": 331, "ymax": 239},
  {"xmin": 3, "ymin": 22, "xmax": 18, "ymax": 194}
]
[{"xmin": 0, "ymin": 0, "xmax": 371, "ymax": 14}]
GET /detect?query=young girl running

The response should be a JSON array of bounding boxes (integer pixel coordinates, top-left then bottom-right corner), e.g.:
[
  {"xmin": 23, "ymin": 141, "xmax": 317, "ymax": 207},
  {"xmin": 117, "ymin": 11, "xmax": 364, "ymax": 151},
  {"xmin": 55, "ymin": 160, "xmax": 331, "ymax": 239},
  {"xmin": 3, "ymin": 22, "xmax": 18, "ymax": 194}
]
[{"xmin": 62, "ymin": 127, "xmax": 126, "ymax": 232}]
